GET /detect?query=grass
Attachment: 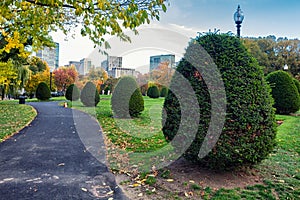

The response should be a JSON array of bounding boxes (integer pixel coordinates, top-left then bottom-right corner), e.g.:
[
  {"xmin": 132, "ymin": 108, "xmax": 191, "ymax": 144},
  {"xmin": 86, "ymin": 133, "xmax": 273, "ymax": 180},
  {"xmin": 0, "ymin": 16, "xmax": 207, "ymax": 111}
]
[
  {"xmin": 92, "ymin": 96, "xmax": 299, "ymax": 199},
  {"xmin": 2, "ymin": 95, "xmax": 300, "ymax": 199},
  {"xmin": 0, "ymin": 100, "xmax": 37, "ymax": 142},
  {"xmin": 70, "ymin": 95, "xmax": 173, "ymax": 171}
]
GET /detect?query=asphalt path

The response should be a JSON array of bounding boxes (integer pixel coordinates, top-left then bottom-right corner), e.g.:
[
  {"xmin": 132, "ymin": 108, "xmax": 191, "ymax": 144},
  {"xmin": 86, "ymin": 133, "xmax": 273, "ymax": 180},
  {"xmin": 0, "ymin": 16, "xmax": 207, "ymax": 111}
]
[{"xmin": 0, "ymin": 102, "xmax": 128, "ymax": 200}]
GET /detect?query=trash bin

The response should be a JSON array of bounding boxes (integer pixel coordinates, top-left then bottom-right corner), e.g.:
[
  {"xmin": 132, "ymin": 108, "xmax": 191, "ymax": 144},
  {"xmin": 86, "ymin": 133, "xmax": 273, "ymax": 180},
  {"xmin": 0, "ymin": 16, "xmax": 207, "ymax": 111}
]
[{"xmin": 19, "ymin": 96, "xmax": 27, "ymax": 104}]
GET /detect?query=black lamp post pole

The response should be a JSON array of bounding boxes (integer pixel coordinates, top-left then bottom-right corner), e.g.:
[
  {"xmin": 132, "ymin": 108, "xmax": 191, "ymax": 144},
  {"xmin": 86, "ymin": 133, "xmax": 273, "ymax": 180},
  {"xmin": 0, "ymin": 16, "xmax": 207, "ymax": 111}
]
[
  {"xmin": 50, "ymin": 71, "xmax": 53, "ymax": 91},
  {"xmin": 236, "ymin": 22, "xmax": 241, "ymax": 38}
]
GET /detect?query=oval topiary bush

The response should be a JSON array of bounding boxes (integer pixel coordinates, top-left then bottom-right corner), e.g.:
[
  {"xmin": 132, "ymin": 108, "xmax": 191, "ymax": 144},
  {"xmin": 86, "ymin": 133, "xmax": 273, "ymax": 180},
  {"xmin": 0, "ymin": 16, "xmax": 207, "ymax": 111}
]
[
  {"xmin": 293, "ymin": 78, "xmax": 300, "ymax": 95},
  {"xmin": 111, "ymin": 76, "xmax": 144, "ymax": 118},
  {"xmin": 160, "ymin": 86, "xmax": 168, "ymax": 97},
  {"xmin": 147, "ymin": 85, "xmax": 160, "ymax": 98},
  {"xmin": 36, "ymin": 82, "xmax": 51, "ymax": 100},
  {"xmin": 163, "ymin": 33, "xmax": 277, "ymax": 170},
  {"xmin": 80, "ymin": 81, "xmax": 100, "ymax": 107},
  {"xmin": 65, "ymin": 84, "xmax": 80, "ymax": 101},
  {"xmin": 266, "ymin": 71, "xmax": 300, "ymax": 114}
]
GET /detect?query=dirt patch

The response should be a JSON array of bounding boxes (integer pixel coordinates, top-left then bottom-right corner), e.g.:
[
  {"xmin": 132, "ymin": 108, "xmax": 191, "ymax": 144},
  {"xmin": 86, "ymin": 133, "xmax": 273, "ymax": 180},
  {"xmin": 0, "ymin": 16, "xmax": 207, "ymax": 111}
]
[
  {"xmin": 113, "ymin": 156, "xmax": 262, "ymax": 199},
  {"xmin": 103, "ymin": 134, "xmax": 263, "ymax": 199}
]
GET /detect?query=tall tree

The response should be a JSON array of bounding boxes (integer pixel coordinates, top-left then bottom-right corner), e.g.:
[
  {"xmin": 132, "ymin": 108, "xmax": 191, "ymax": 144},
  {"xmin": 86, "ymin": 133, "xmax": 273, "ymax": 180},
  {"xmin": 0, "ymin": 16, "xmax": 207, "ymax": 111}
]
[
  {"xmin": 0, "ymin": 0, "xmax": 168, "ymax": 56},
  {"xmin": 25, "ymin": 66, "xmax": 52, "ymax": 95},
  {"xmin": 0, "ymin": 61, "xmax": 18, "ymax": 99},
  {"xmin": 243, "ymin": 36, "xmax": 300, "ymax": 76},
  {"xmin": 53, "ymin": 66, "xmax": 78, "ymax": 91},
  {"xmin": 150, "ymin": 61, "xmax": 174, "ymax": 87},
  {"xmin": 27, "ymin": 56, "xmax": 47, "ymax": 74}
]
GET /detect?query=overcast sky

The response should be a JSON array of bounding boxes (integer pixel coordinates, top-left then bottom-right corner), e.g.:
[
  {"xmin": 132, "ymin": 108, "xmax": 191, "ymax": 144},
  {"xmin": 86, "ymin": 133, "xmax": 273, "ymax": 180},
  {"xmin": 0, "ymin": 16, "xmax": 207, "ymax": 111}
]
[{"xmin": 52, "ymin": 0, "xmax": 300, "ymax": 70}]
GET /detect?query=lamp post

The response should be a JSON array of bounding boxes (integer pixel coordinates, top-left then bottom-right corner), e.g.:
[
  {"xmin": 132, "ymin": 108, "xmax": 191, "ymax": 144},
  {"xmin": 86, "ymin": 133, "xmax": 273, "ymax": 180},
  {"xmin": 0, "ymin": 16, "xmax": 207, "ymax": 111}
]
[
  {"xmin": 234, "ymin": 5, "xmax": 244, "ymax": 38},
  {"xmin": 50, "ymin": 68, "xmax": 53, "ymax": 91}
]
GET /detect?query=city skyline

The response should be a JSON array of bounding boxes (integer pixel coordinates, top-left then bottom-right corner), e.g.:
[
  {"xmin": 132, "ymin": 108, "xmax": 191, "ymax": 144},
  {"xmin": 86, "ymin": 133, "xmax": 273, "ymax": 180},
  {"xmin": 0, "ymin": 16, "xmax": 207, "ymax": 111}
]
[{"xmin": 52, "ymin": 0, "xmax": 300, "ymax": 68}]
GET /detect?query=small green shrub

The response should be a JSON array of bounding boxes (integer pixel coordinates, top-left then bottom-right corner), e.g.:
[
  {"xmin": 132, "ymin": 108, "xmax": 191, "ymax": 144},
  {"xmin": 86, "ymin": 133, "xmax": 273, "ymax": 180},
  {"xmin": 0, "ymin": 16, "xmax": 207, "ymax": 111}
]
[
  {"xmin": 80, "ymin": 81, "xmax": 100, "ymax": 107},
  {"xmin": 266, "ymin": 71, "xmax": 300, "ymax": 114},
  {"xmin": 111, "ymin": 76, "xmax": 144, "ymax": 118},
  {"xmin": 65, "ymin": 84, "xmax": 80, "ymax": 101},
  {"xmin": 293, "ymin": 78, "xmax": 300, "ymax": 95},
  {"xmin": 36, "ymin": 82, "xmax": 51, "ymax": 100},
  {"xmin": 160, "ymin": 86, "xmax": 168, "ymax": 97},
  {"xmin": 163, "ymin": 33, "xmax": 277, "ymax": 170},
  {"xmin": 147, "ymin": 85, "xmax": 160, "ymax": 98}
]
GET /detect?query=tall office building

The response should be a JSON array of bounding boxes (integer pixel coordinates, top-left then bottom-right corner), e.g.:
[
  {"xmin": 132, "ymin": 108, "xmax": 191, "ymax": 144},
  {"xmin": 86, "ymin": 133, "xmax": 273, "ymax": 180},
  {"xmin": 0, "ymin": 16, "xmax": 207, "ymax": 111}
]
[
  {"xmin": 79, "ymin": 58, "xmax": 92, "ymax": 75},
  {"xmin": 149, "ymin": 54, "xmax": 175, "ymax": 72},
  {"xmin": 36, "ymin": 43, "xmax": 59, "ymax": 71},
  {"xmin": 102, "ymin": 56, "xmax": 122, "ymax": 71}
]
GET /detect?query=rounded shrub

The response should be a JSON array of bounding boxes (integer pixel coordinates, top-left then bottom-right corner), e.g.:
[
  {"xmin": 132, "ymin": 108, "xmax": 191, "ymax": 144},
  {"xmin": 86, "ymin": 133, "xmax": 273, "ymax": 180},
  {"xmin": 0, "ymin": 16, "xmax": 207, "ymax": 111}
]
[
  {"xmin": 293, "ymin": 78, "xmax": 300, "ymax": 95},
  {"xmin": 111, "ymin": 76, "xmax": 144, "ymax": 118},
  {"xmin": 160, "ymin": 86, "xmax": 168, "ymax": 97},
  {"xmin": 147, "ymin": 85, "xmax": 160, "ymax": 98},
  {"xmin": 36, "ymin": 82, "xmax": 51, "ymax": 100},
  {"xmin": 266, "ymin": 71, "xmax": 300, "ymax": 114},
  {"xmin": 163, "ymin": 33, "xmax": 277, "ymax": 170},
  {"xmin": 80, "ymin": 81, "xmax": 100, "ymax": 107},
  {"xmin": 65, "ymin": 84, "xmax": 80, "ymax": 101}
]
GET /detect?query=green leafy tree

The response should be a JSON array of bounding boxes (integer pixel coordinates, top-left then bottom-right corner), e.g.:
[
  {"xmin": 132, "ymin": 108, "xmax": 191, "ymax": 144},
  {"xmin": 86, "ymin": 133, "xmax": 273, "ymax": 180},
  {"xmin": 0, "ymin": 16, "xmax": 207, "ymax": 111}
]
[
  {"xmin": 147, "ymin": 85, "xmax": 160, "ymax": 98},
  {"xmin": 80, "ymin": 81, "xmax": 100, "ymax": 107},
  {"xmin": 112, "ymin": 76, "xmax": 144, "ymax": 118},
  {"xmin": 0, "ymin": 0, "xmax": 168, "ymax": 56},
  {"xmin": 163, "ymin": 33, "xmax": 277, "ymax": 170},
  {"xmin": 27, "ymin": 56, "xmax": 47, "ymax": 74},
  {"xmin": 243, "ymin": 36, "xmax": 300, "ymax": 76},
  {"xmin": 266, "ymin": 71, "xmax": 300, "ymax": 114},
  {"xmin": 36, "ymin": 82, "xmax": 51, "ymax": 100},
  {"xmin": 65, "ymin": 84, "xmax": 80, "ymax": 101}
]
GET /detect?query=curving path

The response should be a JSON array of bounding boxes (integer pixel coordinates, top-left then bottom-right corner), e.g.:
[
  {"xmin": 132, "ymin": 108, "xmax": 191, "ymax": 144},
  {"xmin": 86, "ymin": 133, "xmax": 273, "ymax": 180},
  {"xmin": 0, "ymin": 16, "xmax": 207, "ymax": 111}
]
[{"xmin": 0, "ymin": 102, "xmax": 128, "ymax": 200}]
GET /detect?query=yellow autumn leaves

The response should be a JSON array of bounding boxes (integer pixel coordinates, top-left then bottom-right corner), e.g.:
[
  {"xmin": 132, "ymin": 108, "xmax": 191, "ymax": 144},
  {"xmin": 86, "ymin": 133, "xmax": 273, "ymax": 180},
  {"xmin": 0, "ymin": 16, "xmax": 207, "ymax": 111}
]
[{"xmin": 1, "ymin": 31, "xmax": 30, "ymax": 58}]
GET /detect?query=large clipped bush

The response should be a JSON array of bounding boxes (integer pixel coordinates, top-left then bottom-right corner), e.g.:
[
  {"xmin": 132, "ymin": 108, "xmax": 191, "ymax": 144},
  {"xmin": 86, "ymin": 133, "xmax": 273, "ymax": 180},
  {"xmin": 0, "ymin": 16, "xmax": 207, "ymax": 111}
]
[
  {"xmin": 147, "ymin": 85, "xmax": 160, "ymax": 98},
  {"xmin": 160, "ymin": 86, "xmax": 168, "ymax": 97},
  {"xmin": 293, "ymin": 78, "xmax": 300, "ymax": 95},
  {"xmin": 266, "ymin": 71, "xmax": 300, "ymax": 114},
  {"xmin": 111, "ymin": 76, "xmax": 144, "ymax": 118},
  {"xmin": 65, "ymin": 84, "xmax": 80, "ymax": 101},
  {"xmin": 80, "ymin": 81, "xmax": 100, "ymax": 107},
  {"xmin": 163, "ymin": 33, "xmax": 277, "ymax": 170},
  {"xmin": 36, "ymin": 82, "xmax": 51, "ymax": 100}
]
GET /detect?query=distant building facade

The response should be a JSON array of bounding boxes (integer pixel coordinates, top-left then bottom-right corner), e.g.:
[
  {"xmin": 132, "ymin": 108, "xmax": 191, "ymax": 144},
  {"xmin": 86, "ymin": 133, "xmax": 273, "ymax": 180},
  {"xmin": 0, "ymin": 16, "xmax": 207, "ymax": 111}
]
[
  {"xmin": 108, "ymin": 67, "xmax": 136, "ymax": 78},
  {"xmin": 149, "ymin": 54, "xmax": 175, "ymax": 71},
  {"xmin": 68, "ymin": 61, "xmax": 81, "ymax": 72},
  {"xmin": 78, "ymin": 58, "xmax": 92, "ymax": 75},
  {"xmin": 102, "ymin": 56, "xmax": 135, "ymax": 78},
  {"xmin": 102, "ymin": 56, "xmax": 122, "ymax": 71},
  {"xmin": 36, "ymin": 43, "xmax": 59, "ymax": 71}
]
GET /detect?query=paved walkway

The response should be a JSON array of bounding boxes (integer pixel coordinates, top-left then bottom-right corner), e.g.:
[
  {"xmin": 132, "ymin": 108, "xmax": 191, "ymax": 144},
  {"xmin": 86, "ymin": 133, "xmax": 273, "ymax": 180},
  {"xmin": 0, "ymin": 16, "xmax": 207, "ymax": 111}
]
[{"xmin": 0, "ymin": 102, "xmax": 128, "ymax": 200}]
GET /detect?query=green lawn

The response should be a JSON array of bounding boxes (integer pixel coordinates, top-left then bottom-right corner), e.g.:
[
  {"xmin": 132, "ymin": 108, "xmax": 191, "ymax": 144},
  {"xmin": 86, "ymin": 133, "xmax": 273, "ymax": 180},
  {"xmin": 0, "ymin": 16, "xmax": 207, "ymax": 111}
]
[
  {"xmin": 0, "ymin": 101, "xmax": 37, "ymax": 142},
  {"xmin": 92, "ymin": 96, "xmax": 300, "ymax": 199},
  {"xmin": 2, "ymin": 95, "xmax": 299, "ymax": 199}
]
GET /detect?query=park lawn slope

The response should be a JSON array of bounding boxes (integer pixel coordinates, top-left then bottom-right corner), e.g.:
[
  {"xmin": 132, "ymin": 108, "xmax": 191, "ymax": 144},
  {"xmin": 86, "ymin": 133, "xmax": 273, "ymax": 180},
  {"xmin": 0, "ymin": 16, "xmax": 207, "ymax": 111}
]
[{"xmin": 0, "ymin": 101, "xmax": 37, "ymax": 142}]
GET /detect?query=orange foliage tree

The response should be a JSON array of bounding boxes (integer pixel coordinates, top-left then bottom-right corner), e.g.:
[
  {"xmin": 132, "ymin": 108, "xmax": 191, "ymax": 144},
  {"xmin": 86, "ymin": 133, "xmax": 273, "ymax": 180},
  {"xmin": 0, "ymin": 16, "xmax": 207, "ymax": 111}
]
[{"xmin": 53, "ymin": 66, "xmax": 78, "ymax": 91}]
